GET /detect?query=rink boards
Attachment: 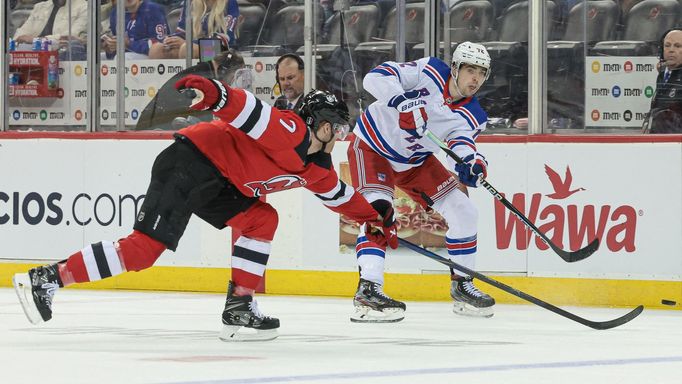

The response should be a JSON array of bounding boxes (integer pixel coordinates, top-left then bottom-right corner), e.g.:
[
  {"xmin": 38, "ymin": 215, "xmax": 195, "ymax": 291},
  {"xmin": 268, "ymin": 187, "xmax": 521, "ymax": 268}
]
[{"xmin": 0, "ymin": 132, "xmax": 680, "ymax": 308}]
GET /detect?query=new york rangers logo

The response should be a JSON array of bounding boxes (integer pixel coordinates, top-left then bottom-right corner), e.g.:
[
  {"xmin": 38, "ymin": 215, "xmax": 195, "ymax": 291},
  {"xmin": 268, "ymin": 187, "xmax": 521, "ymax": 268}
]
[{"xmin": 245, "ymin": 175, "xmax": 307, "ymax": 197}]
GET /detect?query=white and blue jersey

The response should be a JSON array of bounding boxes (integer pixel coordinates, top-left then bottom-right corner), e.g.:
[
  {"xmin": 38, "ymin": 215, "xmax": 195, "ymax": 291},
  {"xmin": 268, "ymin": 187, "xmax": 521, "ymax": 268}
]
[
  {"xmin": 109, "ymin": 0, "xmax": 169, "ymax": 58},
  {"xmin": 356, "ymin": 57, "xmax": 488, "ymax": 172}
]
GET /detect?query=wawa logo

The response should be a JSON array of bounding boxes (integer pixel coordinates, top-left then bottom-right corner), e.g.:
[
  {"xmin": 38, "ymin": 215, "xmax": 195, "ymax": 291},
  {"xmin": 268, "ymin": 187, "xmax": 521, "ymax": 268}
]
[
  {"xmin": 495, "ymin": 164, "xmax": 638, "ymax": 252},
  {"xmin": 244, "ymin": 175, "xmax": 307, "ymax": 197}
]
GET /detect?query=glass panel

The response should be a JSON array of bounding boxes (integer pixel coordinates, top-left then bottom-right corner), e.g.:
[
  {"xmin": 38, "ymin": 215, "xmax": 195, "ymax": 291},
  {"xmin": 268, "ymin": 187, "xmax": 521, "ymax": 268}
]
[
  {"xmin": 544, "ymin": 0, "xmax": 681, "ymax": 134},
  {"xmin": 546, "ymin": 0, "xmax": 589, "ymax": 133},
  {"xmin": 8, "ymin": 0, "xmax": 89, "ymax": 131},
  {"xmin": 443, "ymin": 0, "xmax": 530, "ymax": 134},
  {"xmin": 313, "ymin": 0, "xmax": 416, "ymax": 125},
  {"xmin": 580, "ymin": 0, "xmax": 680, "ymax": 134},
  {"xmin": 98, "ymin": 0, "xmax": 189, "ymax": 131}
]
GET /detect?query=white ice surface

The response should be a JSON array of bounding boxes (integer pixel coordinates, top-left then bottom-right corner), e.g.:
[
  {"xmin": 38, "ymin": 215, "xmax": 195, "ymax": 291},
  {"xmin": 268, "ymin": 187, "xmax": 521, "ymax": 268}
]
[{"xmin": 1, "ymin": 288, "xmax": 680, "ymax": 384}]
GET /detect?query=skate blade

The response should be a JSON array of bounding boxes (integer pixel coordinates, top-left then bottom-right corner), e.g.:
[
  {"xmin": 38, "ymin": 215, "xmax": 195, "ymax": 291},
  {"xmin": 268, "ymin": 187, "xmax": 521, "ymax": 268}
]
[
  {"xmin": 12, "ymin": 273, "xmax": 43, "ymax": 325},
  {"xmin": 350, "ymin": 306, "xmax": 405, "ymax": 323},
  {"xmin": 452, "ymin": 301, "xmax": 494, "ymax": 318},
  {"xmin": 219, "ymin": 325, "xmax": 279, "ymax": 342}
]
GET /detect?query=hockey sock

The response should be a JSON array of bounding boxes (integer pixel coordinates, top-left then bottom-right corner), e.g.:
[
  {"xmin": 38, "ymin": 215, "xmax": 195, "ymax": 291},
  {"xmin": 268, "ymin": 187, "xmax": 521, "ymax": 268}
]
[
  {"xmin": 356, "ymin": 230, "xmax": 386, "ymax": 285},
  {"xmin": 58, "ymin": 240, "xmax": 125, "ymax": 286},
  {"xmin": 446, "ymin": 234, "xmax": 477, "ymax": 278},
  {"xmin": 57, "ymin": 231, "xmax": 166, "ymax": 286},
  {"xmin": 231, "ymin": 236, "xmax": 271, "ymax": 290}
]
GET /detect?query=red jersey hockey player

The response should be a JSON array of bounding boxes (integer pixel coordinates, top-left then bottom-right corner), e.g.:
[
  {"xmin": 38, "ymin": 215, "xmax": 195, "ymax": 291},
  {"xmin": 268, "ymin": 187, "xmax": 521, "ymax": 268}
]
[{"xmin": 13, "ymin": 74, "xmax": 397, "ymax": 342}]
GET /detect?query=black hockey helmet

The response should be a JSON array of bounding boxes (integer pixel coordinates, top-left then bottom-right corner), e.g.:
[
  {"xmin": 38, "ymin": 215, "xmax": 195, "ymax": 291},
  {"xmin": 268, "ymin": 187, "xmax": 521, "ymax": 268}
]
[{"xmin": 296, "ymin": 89, "xmax": 352, "ymax": 139}]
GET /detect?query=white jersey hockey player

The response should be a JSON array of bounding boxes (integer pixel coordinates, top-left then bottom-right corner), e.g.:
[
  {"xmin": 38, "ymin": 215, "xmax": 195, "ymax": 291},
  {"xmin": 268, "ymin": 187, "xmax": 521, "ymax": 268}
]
[{"xmin": 347, "ymin": 42, "xmax": 495, "ymax": 322}]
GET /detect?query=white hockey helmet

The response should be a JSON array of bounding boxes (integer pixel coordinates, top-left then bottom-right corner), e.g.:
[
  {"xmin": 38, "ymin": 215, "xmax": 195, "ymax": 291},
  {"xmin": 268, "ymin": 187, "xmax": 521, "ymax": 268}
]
[{"xmin": 451, "ymin": 42, "xmax": 491, "ymax": 81}]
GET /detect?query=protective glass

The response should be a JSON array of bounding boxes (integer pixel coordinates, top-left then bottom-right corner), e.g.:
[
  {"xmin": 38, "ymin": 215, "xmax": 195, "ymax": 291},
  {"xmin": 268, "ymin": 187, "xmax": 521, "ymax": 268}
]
[
  {"xmin": 332, "ymin": 122, "xmax": 351, "ymax": 140},
  {"xmin": 230, "ymin": 68, "xmax": 254, "ymax": 92}
]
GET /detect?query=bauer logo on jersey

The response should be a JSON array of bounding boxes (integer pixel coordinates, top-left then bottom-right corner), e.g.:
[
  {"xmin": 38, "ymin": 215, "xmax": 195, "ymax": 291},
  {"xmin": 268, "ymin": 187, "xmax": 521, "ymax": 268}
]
[{"xmin": 245, "ymin": 175, "xmax": 307, "ymax": 197}]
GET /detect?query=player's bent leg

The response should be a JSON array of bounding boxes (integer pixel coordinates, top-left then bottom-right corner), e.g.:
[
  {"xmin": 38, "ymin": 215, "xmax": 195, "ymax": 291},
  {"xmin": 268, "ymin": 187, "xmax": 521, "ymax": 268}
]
[
  {"xmin": 351, "ymin": 278, "xmax": 406, "ymax": 323},
  {"xmin": 220, "ymin": 281, "xmax": 280, "ymax": 342},
  {"xmin": 13, "ymin": 264, "xmax": 62, "ymax": 325}
]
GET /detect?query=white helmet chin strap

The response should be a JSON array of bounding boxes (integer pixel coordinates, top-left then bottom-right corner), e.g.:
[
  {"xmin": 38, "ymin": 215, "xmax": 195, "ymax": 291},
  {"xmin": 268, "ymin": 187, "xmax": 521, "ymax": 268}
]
[{"xmin": 450, "ymin": 65, "xmax": 467, "ymax": 100}]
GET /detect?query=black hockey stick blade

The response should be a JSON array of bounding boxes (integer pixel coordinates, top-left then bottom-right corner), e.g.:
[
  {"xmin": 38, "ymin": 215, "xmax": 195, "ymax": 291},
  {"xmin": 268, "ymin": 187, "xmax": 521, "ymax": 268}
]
[
  {"xmin": 398, "ymin": 237, "xmax": 644, "ymax": 330},
  {"xmin": 423, "ymin": 130, "xmax": 598, "ymax": 263},
  {"xmin": 552, "ymin": 237, "xmax": 600, "ymax": 263}
]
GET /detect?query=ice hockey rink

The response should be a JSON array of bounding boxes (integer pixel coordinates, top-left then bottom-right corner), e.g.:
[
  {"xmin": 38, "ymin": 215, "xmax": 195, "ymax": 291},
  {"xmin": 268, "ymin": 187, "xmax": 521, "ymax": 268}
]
[{"xmin": 1, "ymin": 288, "xmax": 680, "ymax": 384}]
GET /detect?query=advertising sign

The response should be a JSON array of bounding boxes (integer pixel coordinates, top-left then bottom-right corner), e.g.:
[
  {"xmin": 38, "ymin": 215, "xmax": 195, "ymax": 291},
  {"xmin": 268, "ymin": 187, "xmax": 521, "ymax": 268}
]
[
  {"xmin": 7, "ymin": 57, "xmax": 281, "ymax": 127},
  {"xmin": 585, "ymin": 56, "xmax": 659, "ymax": 128}
]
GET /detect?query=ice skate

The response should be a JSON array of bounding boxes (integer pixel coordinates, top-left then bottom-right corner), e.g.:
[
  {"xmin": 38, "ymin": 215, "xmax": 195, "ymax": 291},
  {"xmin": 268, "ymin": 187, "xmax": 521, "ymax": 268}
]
[
  {"xmin": 351, "ymin": 278, "xmax": 406, "ymax": 323},
  {"xmin": 450, "ymin": 276, "xmax": 495, "ymax": 318},
  {"xmin": 13, "ymin": 265, "xmax": 62, "ymax": 325},
  {"xmin": 219, "ymin": 281, "xmax": 280, "ymax": 342}
]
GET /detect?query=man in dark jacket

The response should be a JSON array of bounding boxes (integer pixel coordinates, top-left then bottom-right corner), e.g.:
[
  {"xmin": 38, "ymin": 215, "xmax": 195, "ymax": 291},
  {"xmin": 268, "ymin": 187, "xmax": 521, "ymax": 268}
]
[
  {"xmin": 135, "ymin": 48, "xmax": 250, "ymax": 130},
  {"xmin": 643, "ymin": 29, "xmax": 682, "ymax": 134}
]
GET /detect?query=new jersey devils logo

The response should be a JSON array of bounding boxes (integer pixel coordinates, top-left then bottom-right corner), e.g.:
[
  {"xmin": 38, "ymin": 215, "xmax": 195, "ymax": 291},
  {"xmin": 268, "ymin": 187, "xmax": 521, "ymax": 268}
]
[{"xmin": 245, "ymin": 175, "xmax": 307, "ymax": 197}]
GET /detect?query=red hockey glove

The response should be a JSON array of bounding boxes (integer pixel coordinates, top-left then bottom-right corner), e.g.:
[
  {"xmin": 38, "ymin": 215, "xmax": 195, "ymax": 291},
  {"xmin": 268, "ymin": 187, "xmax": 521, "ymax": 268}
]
[
  {"xmin": 398, "ymin": 108, "xmax": 428, "ymax": 138},
  {"xmin": 174, "ymin": 74, "xmax": 228, "ymax": 112},
  {"xmin": 364, "ymin": 201, "xmax": 398, "ymax": 249}
]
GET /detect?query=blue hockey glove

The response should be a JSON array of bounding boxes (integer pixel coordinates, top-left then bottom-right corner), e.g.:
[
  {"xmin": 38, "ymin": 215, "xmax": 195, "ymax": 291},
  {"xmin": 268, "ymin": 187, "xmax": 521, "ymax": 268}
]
[{"xmin": 455, "ymin": 155, "xmax": 488, "ymax": 187}]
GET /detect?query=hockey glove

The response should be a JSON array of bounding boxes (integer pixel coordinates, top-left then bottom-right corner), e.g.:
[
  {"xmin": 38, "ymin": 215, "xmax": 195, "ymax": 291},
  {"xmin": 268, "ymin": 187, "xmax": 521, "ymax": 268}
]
[
  {"xmin": 175, "ymin": 74, "xmax": 228, "ymax": 112},
  {"xmin": 365, "ymin": 200, "xmax": 398, "ymax": 249},
  {"xmin": 398, "ymin": 108, "xmax": 428, "ymax": 138},
  {"xmin": 455, "ymin": 154, "xmax": 488, "ymax": 187},
  {"xmin": 388, "ymin": 90, "xmax": 429, "ymax": 138}
]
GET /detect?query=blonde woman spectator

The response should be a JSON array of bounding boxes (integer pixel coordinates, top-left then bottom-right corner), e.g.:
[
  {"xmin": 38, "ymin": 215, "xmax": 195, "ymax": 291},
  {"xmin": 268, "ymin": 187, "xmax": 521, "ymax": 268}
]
[{"xmin": 149, "ymin": 0, "xmax": 239, "ymax": 59}]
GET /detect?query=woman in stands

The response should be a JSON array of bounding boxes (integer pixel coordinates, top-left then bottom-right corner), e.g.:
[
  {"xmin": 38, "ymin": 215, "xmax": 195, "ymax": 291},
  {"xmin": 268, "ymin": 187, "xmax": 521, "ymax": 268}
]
[{"xmin": 149, "ymin": 0, "xmax": 239, "ymax": 59}]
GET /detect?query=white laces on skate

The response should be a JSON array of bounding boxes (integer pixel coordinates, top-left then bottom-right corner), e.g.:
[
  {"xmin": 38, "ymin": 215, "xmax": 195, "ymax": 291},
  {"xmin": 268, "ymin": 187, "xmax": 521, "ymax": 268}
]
[
  {"xmin": 372, "ymin": 284, "xmax": 391, "ymax": 300},
  {"xmin": 461, "ymin": 280, "xmax": 485, "ymax": 298},
  {"xmin": 41, "ymin": 282, "xmax": 59, "ymax": 305},
  {"xmin": 249, "ymin": 298, "xmax": 265, "ymax": 319}
]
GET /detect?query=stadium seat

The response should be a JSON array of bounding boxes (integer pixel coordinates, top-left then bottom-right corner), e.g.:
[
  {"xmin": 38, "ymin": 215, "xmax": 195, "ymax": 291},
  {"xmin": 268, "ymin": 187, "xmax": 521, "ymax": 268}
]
[
  {"xmin": 591, "ymin": 0, "xmax": 680, "ymax": 57},
  {"xmin": 245, "ymin": 3, "xmax": 323, "ymax": 56},
  {"xmin": 235, "ymin": 3, "xmax": 267, "ymax": 48},
  {"xmin": 561, "ymin": 0, "xmax": 620, "ymax": 42},
  {"xmin": 323, "ymin": 4, "xmax": 381, "ymax": 46},
  {"xmin": 353, "ymin": 2, "xmax": 426, "ymax": 73},
  {"xmin": 446, "ymin": 0, "xmax": 494, "ymax": 43}
]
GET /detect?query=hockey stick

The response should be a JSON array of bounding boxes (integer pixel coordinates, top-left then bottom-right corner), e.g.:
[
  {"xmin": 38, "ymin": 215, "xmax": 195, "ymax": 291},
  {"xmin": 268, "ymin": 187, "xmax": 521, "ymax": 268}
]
[
  {"xmin": 424, "ymin": 130, "xmax": 599, "ymax": 263},
  {"xmin": 398, "ymin": 238, "xmax": 643, "ymax": 330}
]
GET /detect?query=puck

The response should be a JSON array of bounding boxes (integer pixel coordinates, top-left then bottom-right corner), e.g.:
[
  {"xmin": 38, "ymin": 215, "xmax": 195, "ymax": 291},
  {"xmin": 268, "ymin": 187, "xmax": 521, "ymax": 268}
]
[{"xmin": 661, "ymin": 299, "xmax": 676, "ymax": 306}]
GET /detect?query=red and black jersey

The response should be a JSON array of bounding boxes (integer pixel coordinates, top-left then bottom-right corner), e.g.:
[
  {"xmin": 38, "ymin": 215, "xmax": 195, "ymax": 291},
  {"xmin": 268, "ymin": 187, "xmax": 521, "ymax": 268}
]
[{"xmin": 178, "ymin": 87, "xmax": 378, "ymax": 224}]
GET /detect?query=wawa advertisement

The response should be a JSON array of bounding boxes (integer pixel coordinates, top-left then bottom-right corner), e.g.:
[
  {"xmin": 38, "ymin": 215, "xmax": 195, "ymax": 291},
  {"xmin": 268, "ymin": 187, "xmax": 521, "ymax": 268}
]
[{"xmin": 0, "ymin": 138, "xmax": 680, "ymax": 281}]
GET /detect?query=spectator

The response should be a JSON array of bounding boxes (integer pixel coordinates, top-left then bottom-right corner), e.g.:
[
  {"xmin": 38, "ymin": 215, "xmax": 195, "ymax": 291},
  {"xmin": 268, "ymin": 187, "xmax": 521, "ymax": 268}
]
[
  {"xmin": 13, "ymin": 0, "xmax": 88, "ymax": 60},
  {"xmin": 273, "ymin": 53, "xmax": 305, "ymax": 110},
  {"xmin": 150, "ymin": 0, "xmax": 239, "ymax": 59},
  {"xmin": 643, "ymin": 29, "xmax": 682, "ymax": 134},
  {"xmin": 136, "ymin": 48, "xmax": 251, "ymax": 130},
  {"xmin": 102, "ymin": 0, "xmax": 170, "ymax": 59}
]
